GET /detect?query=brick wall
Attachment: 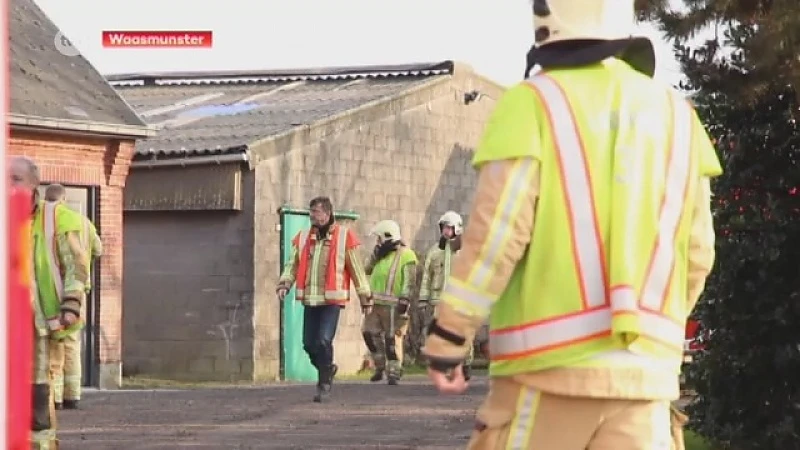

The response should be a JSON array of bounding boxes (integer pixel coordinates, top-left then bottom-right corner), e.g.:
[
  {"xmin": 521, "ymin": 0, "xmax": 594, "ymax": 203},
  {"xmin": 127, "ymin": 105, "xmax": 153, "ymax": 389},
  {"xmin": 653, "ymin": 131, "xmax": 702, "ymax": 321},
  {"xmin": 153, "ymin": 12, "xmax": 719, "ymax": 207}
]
[
  {"xmin": 251, "ymin": 73, "xmax": 501, "ymax": 379},
  {"xmin": 9, "ymin": 129, "xmax": 136, "ymax": 388}
]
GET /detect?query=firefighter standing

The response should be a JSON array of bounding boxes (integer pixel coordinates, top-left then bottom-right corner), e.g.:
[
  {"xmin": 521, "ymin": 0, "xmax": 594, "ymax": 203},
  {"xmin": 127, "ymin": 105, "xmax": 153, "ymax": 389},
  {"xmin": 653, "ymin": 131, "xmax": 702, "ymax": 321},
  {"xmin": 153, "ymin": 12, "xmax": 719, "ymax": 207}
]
[
  {"xmin": 418, "ymin": 211, "xmax": 476, "ymax": 380},
  {"xmin": 363, "ymin": 220, "xmax": 418, "ymax": 385},
  {"xmin": 44, "ymin": 183, "xmax": 103, "ymax": 410},
  {"xmin": 11, "ymin": 156, "xmax": 89, "ymax": 449},
  {"xmin": 422, "ymin": 0, "xmax": 722, "ymax": 448}
]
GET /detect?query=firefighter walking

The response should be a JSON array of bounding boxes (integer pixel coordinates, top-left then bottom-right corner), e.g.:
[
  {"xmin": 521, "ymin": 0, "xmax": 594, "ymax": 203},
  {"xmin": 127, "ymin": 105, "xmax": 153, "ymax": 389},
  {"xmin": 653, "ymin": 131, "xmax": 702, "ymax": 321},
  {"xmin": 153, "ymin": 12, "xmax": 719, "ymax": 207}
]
[
  {"xmin": 276, "ymin": 196, "xmax": 371, "ymax": 403},
  {"xmin": 363, "ymin": 220, "xmax": 418, "ymax": 385},
  {"xmin": 418, "ymin": 211, "xmax": 476, "ymax": 380},
  {"xmin": 422, "ymin": 0, "xmax": 722, "ymax": 448}
]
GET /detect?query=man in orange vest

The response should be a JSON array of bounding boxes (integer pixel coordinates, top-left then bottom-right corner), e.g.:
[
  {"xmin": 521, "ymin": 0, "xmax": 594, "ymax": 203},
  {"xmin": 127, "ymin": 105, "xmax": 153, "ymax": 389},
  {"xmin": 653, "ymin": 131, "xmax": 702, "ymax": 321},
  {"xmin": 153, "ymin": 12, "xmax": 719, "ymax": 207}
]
[
  {"xmin": 421, "ymin": 0, "xmax": 721, "ymax": 448},
  {"xmin": 276, "ymin": 196, "xmax": 371, "ymax": 402}
]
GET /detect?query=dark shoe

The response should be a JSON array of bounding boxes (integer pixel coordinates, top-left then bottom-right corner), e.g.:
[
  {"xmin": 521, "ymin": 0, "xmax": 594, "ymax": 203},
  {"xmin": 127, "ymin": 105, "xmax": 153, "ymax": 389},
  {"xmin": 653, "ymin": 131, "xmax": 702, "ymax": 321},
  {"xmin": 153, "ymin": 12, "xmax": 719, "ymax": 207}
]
[
  {"xmin": 63, "ymin": 399, "xmax": 80, "ymax": 410},
  {"xmin": 370, "ymin": 369, "xmax": 384, "ymax": 382},
  {"xmin": 463, "ymin": 365, "xmax": 472, "ymax": 381},
  {"xmin": 329, "ymin": 364, "xmax": 338, "ymax": 384},
  {"xmin": 54, "ymin": 402, "xmax": 63, "ymax": 411},
  {"xmin": 312, "ymin": 384, "xmax": 331, "ymax": 403},
  {"xmin": 387, "ymin": 376, "xmax": 399, "ymax": 386}
]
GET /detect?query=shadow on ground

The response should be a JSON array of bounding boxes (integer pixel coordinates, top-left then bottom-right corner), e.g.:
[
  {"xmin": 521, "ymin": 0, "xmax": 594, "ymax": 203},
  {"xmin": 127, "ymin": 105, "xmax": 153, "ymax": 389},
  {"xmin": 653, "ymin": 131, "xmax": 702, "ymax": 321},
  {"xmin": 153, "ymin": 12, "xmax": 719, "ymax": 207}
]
[{"xmin": 58, "ymin": 376, "xmax": 487, "ymax": 449}]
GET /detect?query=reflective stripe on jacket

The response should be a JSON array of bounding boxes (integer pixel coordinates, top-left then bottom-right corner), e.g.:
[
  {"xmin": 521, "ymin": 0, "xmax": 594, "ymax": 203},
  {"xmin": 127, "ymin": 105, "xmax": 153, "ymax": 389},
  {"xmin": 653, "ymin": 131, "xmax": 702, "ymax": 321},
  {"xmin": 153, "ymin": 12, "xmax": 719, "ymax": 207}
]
[
  {"xmin": 32, "ymin": 201, "xmax": 85, "ymax": 336},
  {"xmin": 439, "ymin": 59, "xmax": 723, "ymax": 376},
  {"xmin": 369, "ymin": 247, "xmax": 417, "ymax": 305},
  {"xmin": 418, "ymin": 242, "xmax": 455, "ymax": 304}
]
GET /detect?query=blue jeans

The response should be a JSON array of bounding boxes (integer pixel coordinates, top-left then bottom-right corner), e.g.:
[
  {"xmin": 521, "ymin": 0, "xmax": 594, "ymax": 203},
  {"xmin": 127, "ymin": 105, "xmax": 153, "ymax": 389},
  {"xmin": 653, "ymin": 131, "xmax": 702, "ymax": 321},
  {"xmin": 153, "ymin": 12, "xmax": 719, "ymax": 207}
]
[{"xmin": 303, "ymin": 305, "xmax": 341, "ymax": 369}]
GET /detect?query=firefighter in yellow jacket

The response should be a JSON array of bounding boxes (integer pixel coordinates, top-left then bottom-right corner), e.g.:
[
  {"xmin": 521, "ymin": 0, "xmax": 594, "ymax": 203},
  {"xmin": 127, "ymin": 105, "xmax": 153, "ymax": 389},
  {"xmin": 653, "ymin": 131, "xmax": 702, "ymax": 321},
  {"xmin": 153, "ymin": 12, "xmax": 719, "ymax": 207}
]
[
  {"xmin": 363, "ymin": 220, "xmax": 418, "ymax": 385},
  {"xmin": 421, "ymin": 1, "xmax": 722, "ymax": 448},
  {"xmin": 419, "ymin": 211, "xmax": 477, "ymax": 380},
  {"xmin": 44, "ymin": 183, "xmax": 103, "ymax": 410},
  {"xmin": 11, "ymin": 156, "xmax": 89, "ymax": 450}
]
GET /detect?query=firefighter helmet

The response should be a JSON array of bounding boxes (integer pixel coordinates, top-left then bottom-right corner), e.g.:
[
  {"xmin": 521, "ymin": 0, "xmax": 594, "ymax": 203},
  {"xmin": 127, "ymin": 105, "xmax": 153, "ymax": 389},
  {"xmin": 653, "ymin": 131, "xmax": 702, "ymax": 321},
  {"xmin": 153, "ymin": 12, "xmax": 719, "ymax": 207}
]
[
  {"xmin": 370, "ymin": 219, "xmax": 402, "ymax": 242},
  {"xmin": 531, "ymin": 0, "xmax": 655, "ymax": 75},
  {"xmin": 438, "ymin": 211, "xmax": 463, "ymax": 235}
]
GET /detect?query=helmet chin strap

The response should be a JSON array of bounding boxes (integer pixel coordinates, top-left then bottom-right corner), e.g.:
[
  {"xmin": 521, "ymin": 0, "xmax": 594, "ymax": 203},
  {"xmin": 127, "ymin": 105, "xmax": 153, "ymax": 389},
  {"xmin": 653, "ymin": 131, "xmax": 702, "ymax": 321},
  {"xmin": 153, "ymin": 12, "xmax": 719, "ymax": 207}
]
[{"xmin": 438, "ymin": 235, "xmax": 462, "ymax": 251}]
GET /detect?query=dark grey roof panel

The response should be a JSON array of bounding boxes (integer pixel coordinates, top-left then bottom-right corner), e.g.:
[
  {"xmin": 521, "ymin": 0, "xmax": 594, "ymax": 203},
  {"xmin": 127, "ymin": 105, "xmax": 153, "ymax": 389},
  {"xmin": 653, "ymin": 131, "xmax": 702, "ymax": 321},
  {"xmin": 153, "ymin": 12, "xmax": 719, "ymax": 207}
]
[
  {"xmin": 113, "ymin": 65, "xmax": 453, "ymax": 158},
  {"xmin": 10, "ymin": 0, "xmax": 147, "ymax": 128}
]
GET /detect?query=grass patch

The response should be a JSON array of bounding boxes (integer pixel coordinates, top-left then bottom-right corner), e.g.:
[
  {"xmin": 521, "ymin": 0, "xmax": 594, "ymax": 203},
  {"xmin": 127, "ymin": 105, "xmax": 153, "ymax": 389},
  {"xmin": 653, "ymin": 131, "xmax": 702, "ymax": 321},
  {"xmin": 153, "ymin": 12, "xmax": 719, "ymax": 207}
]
[
  {"xmin": 122, "ymin": 376, "xmax": 264, "ymax": 389},
  {"xmin": 685, "ymin": 431, "xmax": 714, "ymax": 450}
]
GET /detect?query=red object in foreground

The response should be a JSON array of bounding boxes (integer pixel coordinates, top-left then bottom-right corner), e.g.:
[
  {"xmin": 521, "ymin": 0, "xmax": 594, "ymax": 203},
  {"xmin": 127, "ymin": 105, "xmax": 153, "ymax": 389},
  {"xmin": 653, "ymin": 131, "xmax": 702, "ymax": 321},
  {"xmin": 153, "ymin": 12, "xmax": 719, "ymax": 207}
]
[
  {"xmin": 685, "ymin": 319, "xmax": 705, "ymax": 351},
  {"xmin": 7, "ymin": 186, "xmax": 33, "ymax": 449}
]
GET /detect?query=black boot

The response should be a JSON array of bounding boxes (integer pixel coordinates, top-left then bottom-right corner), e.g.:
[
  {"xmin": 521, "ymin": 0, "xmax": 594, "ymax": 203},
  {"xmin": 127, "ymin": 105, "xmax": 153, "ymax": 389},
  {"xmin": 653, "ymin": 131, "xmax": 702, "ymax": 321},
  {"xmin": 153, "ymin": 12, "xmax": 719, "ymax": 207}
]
[
  {"xmin": 370, "ymin": 369, "xmax": 384, "ymax": 382},
  {"xmin": 54, "ymin": 402, "xmax": 63, "ymax": 411},
  {"xmin": 386, "ymin": 363, "xmax": 401, "ymax": 385},
  {"xmin": 313, "ymin": 384, "xmax": 330, "ymax": 403},
  {"xmin": 329, "ymin": 364, "xmax": 338, "ymax": 384},
  {"xmin": 63, "ymin": 399, "xmax": 80, "ymax": 410},
  {"xmin": 32, "ymin": 383, "xmax": 52, "ymax": 431},
  {"xmin": 462, "ymin": 364, "xmax": 472, "ymax": 381},
  {"xmin": 312, "ymin": 364, "xmax": 337, "ymax": 403}
]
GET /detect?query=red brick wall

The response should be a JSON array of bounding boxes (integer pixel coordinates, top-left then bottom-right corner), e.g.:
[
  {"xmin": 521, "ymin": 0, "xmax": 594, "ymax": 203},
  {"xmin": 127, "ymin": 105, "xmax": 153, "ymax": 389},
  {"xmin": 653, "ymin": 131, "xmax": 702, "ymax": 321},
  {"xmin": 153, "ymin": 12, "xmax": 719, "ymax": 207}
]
[{"xmin": 9, "ymin": 129, "xmax": 135, "ymax": 376}]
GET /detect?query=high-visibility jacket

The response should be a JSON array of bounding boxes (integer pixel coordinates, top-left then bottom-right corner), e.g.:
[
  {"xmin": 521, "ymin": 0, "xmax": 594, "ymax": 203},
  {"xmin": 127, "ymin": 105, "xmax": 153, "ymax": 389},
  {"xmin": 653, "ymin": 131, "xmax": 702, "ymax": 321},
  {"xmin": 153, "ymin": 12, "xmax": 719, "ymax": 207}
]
[
  {"xmin": 418, "ymin": 241, "xmax": 457, "ymax": 304},
  {"xmin": 369, "ymin": 247, "xmax": 418, "ymax": 306},
  {"xmin": 32, "ymin": 201, "xmax": 85, "ymax": 338},
  {"xmin": 282, "ymin": 223, "xmax": 370, "ymax": 306},
  {"xmin": 78, "ymin": 215, "xmax": 102, "ymax": 292},
  {"xmin": 479, "ymin": 59, "xmax": 723, "ymax": 376}
]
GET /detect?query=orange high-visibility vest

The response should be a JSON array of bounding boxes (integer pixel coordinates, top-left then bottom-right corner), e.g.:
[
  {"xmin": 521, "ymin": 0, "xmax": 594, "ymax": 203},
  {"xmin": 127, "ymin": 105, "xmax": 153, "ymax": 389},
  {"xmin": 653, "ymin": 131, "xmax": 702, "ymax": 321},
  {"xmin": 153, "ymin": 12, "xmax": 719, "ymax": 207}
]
[{"xmin": 293, "ymin": 224, "xmax": 358, "ymax": 305}]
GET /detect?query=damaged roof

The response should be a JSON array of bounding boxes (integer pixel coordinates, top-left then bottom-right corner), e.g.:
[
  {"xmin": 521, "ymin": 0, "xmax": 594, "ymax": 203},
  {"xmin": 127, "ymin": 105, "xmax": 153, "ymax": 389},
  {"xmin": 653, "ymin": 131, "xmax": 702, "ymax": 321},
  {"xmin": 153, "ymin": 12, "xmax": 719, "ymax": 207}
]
[
  {"xmin": 9, "ymin": 0, "xmax": 151, "ymax": 137},
  {"xmin": 107, "ymin": 61, "xmax": 458, "ymax": 159}
]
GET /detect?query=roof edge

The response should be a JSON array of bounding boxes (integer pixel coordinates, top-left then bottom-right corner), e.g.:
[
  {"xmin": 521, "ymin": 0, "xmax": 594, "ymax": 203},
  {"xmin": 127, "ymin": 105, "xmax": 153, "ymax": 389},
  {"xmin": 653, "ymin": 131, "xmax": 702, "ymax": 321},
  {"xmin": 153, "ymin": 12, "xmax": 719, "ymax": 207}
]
[
  {"xmin": 105, "ymin": 61, "xmax": 456, "ymax": 82},
  {"xmin": 451, "ymin": 61, "xmax": 507, "ymax": 92},
  {"xmin": 9, "ymin": 114, "xmax": 157, "ymax": 139}
]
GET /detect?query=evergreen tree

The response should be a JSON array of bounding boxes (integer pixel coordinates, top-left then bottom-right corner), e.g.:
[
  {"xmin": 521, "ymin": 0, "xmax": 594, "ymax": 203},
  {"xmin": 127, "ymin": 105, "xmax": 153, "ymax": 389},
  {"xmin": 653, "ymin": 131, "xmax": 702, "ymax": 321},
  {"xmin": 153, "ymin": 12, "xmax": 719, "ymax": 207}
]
[{"xmin": 636, "ymin": 1, "xmax": 800, "ymax": 448}]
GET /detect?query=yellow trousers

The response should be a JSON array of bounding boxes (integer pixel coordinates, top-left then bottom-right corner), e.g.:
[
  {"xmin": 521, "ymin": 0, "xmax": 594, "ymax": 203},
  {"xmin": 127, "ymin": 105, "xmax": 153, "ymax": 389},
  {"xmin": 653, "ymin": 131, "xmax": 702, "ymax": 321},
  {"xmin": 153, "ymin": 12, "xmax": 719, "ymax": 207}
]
[
  {"xmin": 362, "ymin": 305, "xmax": 409, "ymax": 376},
  {"xmin": 467, "ymin": 377, "xmax": 679, "ymax": 450},
  {"xmin": 32, "ymin": 334, "xmax": 58, "ymax": 449},
  {"xmin": 48, "ymin": 333, "xmax": 82, "ymax": 403}
]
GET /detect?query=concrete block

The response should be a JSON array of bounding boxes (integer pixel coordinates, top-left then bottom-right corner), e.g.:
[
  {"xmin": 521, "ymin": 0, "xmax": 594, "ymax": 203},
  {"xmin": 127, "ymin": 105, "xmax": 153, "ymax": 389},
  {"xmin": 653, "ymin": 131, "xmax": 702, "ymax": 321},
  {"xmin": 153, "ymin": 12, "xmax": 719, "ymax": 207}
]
[
  {"xmin": 188, "ymin": 357, "xmax": 215, "ymax": 374},
  {"xmin": 228, "ymin": 276, "xmax": 252, "ymax": 293}
]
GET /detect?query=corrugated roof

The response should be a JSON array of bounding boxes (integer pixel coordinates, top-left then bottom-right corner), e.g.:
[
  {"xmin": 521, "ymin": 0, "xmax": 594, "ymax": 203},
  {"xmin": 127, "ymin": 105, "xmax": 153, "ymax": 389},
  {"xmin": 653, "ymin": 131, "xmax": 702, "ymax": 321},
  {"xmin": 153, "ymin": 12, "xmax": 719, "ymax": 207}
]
[
  {"xmin": 10, "ymin": 0, "xmax": 148, "ymax": 131},
  {"xmin": 109, "ymin": 62, "xmax": 456, "ymax": 158}
]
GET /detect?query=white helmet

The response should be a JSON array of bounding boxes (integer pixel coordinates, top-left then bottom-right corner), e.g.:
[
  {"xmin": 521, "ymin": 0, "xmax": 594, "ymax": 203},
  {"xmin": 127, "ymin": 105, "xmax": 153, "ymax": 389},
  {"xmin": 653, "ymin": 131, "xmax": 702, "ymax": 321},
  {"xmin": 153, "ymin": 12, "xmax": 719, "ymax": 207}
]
[
  {"xmin": 370, "ymin": 219, "xmax": 402, "ymax": 242},
  {"xmin": 438, "ymin": 211, "xmax": 463, "ymax": 236},
  {"xmin": 532, "ymin": 0, "xmax": 655, "ymax": 75}
]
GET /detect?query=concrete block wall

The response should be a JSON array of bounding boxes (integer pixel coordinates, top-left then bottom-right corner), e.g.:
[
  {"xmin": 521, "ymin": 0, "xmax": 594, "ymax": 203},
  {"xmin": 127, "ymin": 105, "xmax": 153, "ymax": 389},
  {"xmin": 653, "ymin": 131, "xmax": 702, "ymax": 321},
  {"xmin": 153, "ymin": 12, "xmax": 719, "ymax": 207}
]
[
  {"xmin": 251, "ymin": 73, "xmax": 500, "ymax": 380},
  {"xmin": 122, "ymin": 171, "xmax": 256, "ymax": 381}
]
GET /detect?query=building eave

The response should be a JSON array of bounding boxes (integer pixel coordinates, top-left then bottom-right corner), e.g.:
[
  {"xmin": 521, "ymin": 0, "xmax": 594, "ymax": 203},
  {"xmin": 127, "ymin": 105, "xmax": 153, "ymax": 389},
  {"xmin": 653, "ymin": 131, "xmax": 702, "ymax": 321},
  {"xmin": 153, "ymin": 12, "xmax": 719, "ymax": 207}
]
[{"xmin": 9, "ymin": 113, "xmax": 156, "ymax": 139}]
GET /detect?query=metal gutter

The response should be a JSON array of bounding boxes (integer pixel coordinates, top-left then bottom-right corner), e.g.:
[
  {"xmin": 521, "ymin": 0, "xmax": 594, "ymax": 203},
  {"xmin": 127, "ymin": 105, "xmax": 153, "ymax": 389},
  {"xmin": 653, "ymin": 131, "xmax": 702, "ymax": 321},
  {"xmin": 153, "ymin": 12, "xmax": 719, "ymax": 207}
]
[
  {"xmin": 9, "ymin": 114, "xmax": 156, "ymax": 138},
  {"xmin": 130, "ymin": 152, "xmax": 249, "ymax": 168}
]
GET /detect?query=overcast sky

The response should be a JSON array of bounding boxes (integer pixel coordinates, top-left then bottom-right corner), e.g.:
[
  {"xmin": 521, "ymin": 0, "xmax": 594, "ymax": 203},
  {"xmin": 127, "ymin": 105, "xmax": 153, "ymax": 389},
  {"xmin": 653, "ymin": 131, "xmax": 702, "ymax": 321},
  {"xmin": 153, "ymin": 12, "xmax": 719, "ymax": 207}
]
[{"xmin": 35, "ymin": 0, "xmax": 685, "ymax": 87}]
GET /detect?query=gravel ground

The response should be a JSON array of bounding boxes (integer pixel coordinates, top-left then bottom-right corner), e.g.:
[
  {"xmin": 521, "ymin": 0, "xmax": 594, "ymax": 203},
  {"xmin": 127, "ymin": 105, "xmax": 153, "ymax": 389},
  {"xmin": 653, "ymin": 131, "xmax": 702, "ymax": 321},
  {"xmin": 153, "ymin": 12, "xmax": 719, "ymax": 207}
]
[{"xmin": 57, "ymin": 376, "xmax": 487, "ymax": 449}]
